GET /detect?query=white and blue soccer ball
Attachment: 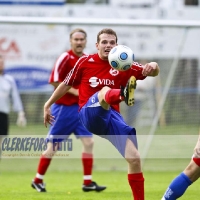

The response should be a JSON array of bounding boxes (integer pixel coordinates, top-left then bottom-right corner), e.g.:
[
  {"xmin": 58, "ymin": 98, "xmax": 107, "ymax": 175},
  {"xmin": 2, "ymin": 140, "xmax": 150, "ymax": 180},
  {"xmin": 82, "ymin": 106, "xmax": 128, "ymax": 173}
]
[{"xmin": 108, "ymin": 45, "xmax": 134, "ymax": 71}]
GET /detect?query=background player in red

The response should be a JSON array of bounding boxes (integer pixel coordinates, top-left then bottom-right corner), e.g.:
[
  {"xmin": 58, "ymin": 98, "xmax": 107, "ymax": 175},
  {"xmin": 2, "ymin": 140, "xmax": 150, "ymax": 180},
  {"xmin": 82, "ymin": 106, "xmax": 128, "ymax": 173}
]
[
  {"xmin": 31, "ymin": 28, "xmax": 106, "ymax": 192},
  {"xmin": 43, "ymin": 28, "xmax": 160, "ymax": 200},
  {"xmin": 161, "ymin": 127, "xmax": 200, "ymax": 200}
]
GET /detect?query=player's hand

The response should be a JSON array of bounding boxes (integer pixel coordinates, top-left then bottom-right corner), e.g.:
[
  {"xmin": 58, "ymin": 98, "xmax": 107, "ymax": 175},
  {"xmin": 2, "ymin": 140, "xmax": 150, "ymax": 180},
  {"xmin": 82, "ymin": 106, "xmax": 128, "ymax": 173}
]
[
  {"xmin": 142, "ymin": 62, "xmax": 159, "ymax": 77},
  {"xmin": 142, "ymin": 63, "xmax": 155, "ymax": 76},
  {"xmin": 16, "ymin": 111, "xmax": 27, "ymax": 127},
  {"xmin": 44, "ymin": 104, "xmax": 55, "ymax": 127},
  {"xmin": 194, "ymin": 138, "xmax": 200, "ymax": 158}
]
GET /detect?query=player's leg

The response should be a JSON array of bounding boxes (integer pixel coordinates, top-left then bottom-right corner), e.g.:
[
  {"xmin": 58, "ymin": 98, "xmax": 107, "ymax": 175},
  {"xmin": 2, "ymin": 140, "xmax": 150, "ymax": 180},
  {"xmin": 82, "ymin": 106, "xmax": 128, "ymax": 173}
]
[
  {"xmin": 81, "ymin": 136, "xmax": 94, "ymax": 153},
  {"xmin": 80, "ymin": 137, "xmax": 94, "ymax": 186},
  {"xmin": 0, "ymin": 112, "xmax": 9, "ymax": 159},
  {"xmin": 32, "ymin": 104, "xmax": 76, "ymax": 192},
  {"xmin": 100, "ymin": 109, "xmax": 144, "ymax": 200},
  {"xmin": 0, "ymin": 136, "xmax": 3, "ymax": 159},
  {"xmin": 125, "ymin": 137, "xmax": 144, "ymax": 200},
  {"xmin": 161, "ymin": 159, "xmax": 200, "ymax": 200},
  {"xmin": 77, "ymin": 128, "xmax": 106, "ymax": 192},
  {"xmin": 31, "ymin": 142, "xmax": 59, "ymax": 192},
  {"xmin": 98, "ymin": 76, "xmax": 136, "ymax": 108},
  {"xmin": 32, "ymin": 104, "xmax": 62, "ymax": 192},
  {"xmin": 184, "ymin": 158, "xmax": 200, "ymax": 181}
]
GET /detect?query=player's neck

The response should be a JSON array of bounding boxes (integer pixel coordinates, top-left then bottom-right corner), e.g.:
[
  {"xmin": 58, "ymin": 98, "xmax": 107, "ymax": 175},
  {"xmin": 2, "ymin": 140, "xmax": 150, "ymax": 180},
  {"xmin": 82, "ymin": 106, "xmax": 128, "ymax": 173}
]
[{"xmin": 72, "ymin": 50, "xmax": 83, "ymax": 58}]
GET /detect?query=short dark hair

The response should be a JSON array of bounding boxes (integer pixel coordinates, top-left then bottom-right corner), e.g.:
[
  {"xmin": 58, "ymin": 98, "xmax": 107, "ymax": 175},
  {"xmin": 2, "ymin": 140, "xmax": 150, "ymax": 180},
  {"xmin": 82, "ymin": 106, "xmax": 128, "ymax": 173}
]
[
  {"xmin": 97, "ymin": 28, "xmax": 118, "ymax": 43},
  {"xmin": 70, "ymin": 28, "xmax": 87, "ymax": 39}
]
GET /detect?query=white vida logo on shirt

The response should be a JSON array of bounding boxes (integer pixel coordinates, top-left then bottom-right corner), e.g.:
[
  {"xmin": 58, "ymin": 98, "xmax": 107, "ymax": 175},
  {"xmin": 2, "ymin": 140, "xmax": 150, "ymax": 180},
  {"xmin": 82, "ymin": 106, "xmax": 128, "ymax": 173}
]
[
  {"xmin": 89, "ymin": 77, "xmax": 99, "ymax": 87},
  {"xmin": 89, "ymin": 77, "xmax": 115, "ymax": 88}
]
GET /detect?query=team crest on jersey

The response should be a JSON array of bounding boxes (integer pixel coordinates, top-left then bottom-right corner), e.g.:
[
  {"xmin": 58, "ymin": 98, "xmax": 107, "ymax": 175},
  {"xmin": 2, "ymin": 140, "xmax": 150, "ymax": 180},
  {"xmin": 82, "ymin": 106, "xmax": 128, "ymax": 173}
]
[
  {"xmin": 109, "ymin": 68, "xmax": 119, "ymax": 76},
  {"xmin": 91, "ymin": 97, "xmax": 95, "ymax": 103}
]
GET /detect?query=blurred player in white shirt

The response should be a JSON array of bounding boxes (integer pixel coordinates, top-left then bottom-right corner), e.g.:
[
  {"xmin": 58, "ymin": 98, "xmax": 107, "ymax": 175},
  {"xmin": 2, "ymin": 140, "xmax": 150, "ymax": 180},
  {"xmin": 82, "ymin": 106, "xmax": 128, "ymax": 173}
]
[{"xmin": 0, "ymin": 55, "xmax": 27, "ymax": 157}]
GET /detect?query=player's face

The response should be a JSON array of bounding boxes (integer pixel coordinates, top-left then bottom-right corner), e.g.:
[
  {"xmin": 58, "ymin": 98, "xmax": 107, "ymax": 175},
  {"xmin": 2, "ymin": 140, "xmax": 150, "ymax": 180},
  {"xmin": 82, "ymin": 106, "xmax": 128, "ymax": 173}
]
[
  {"xmin": 96, "ymin": 33, "xmax": 117, "ymax": 60},
  {"xmin": 70, "ymin": 32, "xmax": 87, "ymax": 57}
]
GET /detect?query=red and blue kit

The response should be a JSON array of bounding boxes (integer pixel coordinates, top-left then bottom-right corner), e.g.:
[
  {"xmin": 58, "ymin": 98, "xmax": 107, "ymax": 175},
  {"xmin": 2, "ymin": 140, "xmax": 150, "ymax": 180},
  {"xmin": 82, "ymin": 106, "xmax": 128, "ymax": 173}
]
[
  {"xmin": 64, "ymin": 53, "xmax": 145, "ymax": 112},
  {"xmin": 64, "ymin": 53, "xmax": 146, "ymax": 156},
  {"xmin": 47, "ymin": 50, "xmax": 92, "ymax": 142}
]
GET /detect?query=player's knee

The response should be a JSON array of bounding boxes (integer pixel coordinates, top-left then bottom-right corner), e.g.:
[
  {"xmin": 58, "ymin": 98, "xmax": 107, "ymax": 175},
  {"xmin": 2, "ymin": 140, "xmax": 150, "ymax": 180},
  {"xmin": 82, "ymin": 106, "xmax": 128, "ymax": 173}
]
[
  {"xmin": 83, "ymin": 138, "xmax": 94, "ymax": 149},
  {"xmin": 98, "ymin": 86, "xmax": 110, "ymax": 101},
  {"xmin": 42, "ymin": 142, "xmax": 58, "ymax": 157},
  {"xmin": 125, "ymin": 150, "xmax": 141, "ymax": 167},
  {"xmin": 86, "ymin": 140, "xmax": 94, "ymax": 148},
  {"xmin": 126, "ymin": 157, "xmax": 141, "ymax": 166},
  {"xmin": 98, "ymin": 86, "xmax": 111, "ymax": 109}
]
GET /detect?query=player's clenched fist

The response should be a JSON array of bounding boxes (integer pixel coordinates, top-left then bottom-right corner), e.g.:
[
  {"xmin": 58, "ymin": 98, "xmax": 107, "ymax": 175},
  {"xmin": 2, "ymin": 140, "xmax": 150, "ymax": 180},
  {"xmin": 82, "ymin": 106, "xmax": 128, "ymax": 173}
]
[{"xmin": 142, "ymin": 62, "xmax": 159, "ymax": 77}]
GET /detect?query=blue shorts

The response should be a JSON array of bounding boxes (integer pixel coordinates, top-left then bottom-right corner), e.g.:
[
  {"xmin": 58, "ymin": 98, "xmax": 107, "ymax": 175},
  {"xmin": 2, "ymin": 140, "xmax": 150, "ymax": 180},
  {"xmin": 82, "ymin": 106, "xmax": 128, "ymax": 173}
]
[
  {"xmin": 46, "ymin": 103, "xmax": 92, "ymax": 143},
  {"xmin": 79, "ymin": 92, "xmax": 137, "ymax": 157}
]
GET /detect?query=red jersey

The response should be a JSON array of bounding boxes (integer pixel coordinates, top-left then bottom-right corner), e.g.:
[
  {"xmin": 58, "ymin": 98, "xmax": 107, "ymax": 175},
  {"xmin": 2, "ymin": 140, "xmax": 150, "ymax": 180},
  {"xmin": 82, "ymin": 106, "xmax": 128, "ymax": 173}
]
[
  {"xmin": 64, "ymin": 53, "xmax": 146, "ymax": 112},
  {"xmin": 49, "ymin": 50, "xmax": 85, "ymax": 106}
]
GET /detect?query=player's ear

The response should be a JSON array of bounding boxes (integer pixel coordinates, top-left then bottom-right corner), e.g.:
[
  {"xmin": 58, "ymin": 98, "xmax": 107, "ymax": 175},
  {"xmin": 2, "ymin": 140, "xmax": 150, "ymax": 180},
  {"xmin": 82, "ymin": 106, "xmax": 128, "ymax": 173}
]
[
  {"xmin": 95, "ymin": 43, "xmax": 99, "ymax": 50},
  {"xmin": 70, "ymin": 39, "xmax": 73, "ymax": 46}
]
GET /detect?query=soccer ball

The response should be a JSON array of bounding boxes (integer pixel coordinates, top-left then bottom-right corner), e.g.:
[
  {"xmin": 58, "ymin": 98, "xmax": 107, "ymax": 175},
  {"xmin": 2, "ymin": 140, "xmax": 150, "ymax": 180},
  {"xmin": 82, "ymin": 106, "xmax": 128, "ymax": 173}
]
[{"xmin": 108, "ymin": 45, "xmax": 134, "ymax": 71}]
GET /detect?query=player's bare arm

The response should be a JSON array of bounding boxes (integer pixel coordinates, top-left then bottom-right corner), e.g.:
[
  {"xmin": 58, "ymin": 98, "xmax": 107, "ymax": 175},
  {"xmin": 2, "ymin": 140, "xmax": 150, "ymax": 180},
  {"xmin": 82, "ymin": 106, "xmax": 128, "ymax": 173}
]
[
  {"xmin": 51, "ymin": 81, "xmax": 79, "ymax": 96},
  {"xmin": 142, "ymin": 62, "xmax": 159, "ymax": 77},
  {"xmin": 44, "ymin": 82, "xmax": 71, "ymax": 127},
  {"xmin": 68, "ymin": 87, "xmax": 79, "ymax": 96},
  {"xmin": 50, "ymin": 82, "xmax": 60, "ymax": 87}
]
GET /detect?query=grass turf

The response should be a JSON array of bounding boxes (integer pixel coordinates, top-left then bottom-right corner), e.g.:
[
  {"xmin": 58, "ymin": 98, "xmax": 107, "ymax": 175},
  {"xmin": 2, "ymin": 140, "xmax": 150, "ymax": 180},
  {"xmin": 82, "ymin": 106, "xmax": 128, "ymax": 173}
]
[
  {"xmin": 1, "ymin": 124, "xmax": 199, "ymax": 199},
  {"xmin": 0, "ymin": 169, "xmax": 200, "ymax": 200}
]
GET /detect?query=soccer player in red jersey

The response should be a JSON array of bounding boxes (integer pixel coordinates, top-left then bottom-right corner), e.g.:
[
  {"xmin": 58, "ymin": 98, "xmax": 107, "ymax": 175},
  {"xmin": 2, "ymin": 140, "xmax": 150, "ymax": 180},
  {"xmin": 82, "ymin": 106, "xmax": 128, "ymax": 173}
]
[
  {"xmin": 43, "ymin": 28, "xmax": 160, "ymax": 200},
  {"xmin": 31, "ymin": 28, "xmax": 106, "ymax": 192},
  {"xmin": 161, "ymin": 127, "xmax": 200, "ymax": 200}
]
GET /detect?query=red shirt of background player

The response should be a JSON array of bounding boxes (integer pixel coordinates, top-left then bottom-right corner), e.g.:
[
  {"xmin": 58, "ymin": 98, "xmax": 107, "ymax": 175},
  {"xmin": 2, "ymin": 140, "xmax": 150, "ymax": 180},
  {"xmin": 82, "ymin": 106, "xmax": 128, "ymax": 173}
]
[{"xmin": 49, "ymin": 50, "xmax": 85, "ymax": 106}]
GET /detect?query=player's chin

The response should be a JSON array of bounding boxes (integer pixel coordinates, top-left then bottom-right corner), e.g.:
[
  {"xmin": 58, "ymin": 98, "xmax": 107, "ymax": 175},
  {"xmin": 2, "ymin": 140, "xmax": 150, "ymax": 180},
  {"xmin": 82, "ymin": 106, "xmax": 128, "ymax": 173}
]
[
  {"xmin": 104, "ymin": 51, "xmax": 109, "ymax": 57},
  {"xmin": 76, "ymin": 47, "xmax": 83, "ymax": 51},
  {"xmin": 103, "ymin": 54, "xmax": 109, "ymax": 60}
]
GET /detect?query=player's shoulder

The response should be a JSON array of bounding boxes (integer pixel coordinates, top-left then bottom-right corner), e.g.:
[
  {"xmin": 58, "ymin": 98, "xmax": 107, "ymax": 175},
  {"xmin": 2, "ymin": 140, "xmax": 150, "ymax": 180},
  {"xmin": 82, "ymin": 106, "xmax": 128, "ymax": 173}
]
[
  {"xmin": 53, "ymin": 51, "xmax": 70, "ymax": 67},
  {"xmin": 76, "ymin": 54, "xmax": 90, "ymax": 64},
  {"xmin": 81, "ymin": 53, "xmax": 97, "ymax": 62},
  {"xmin": 57, "ymin": 51, "xmax": 70, "ymax": 61},
  {"xmin": 4, "ymin": 74, "xmax": 16, "ymax": 84},
  {"xmin": 4, "ymin": 73, "xmax": 15, "ymax": 81},
  {"xmin": 75, "ymin": 54, "xmax": 97, "ymax": 68}
]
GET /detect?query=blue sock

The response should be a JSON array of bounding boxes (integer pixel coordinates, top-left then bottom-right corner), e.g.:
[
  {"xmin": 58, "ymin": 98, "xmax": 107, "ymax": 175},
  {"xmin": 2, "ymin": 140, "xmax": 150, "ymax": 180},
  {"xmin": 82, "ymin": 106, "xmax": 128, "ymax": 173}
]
[{"xmin": 162, "ymin": 172, "xmax": 192, "ymax": 200}]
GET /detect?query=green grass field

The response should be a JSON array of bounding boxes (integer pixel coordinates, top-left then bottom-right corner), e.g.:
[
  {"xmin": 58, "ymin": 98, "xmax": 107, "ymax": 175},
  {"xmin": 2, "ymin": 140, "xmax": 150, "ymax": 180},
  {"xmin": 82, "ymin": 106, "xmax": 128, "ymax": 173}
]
[
  {"xmin": 1, "ymin": 160, "xmax": 200, "ymax": 200},
  {"xmin": 1, "ymin": 124, "xmax": 199, "ymax": 199}
]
